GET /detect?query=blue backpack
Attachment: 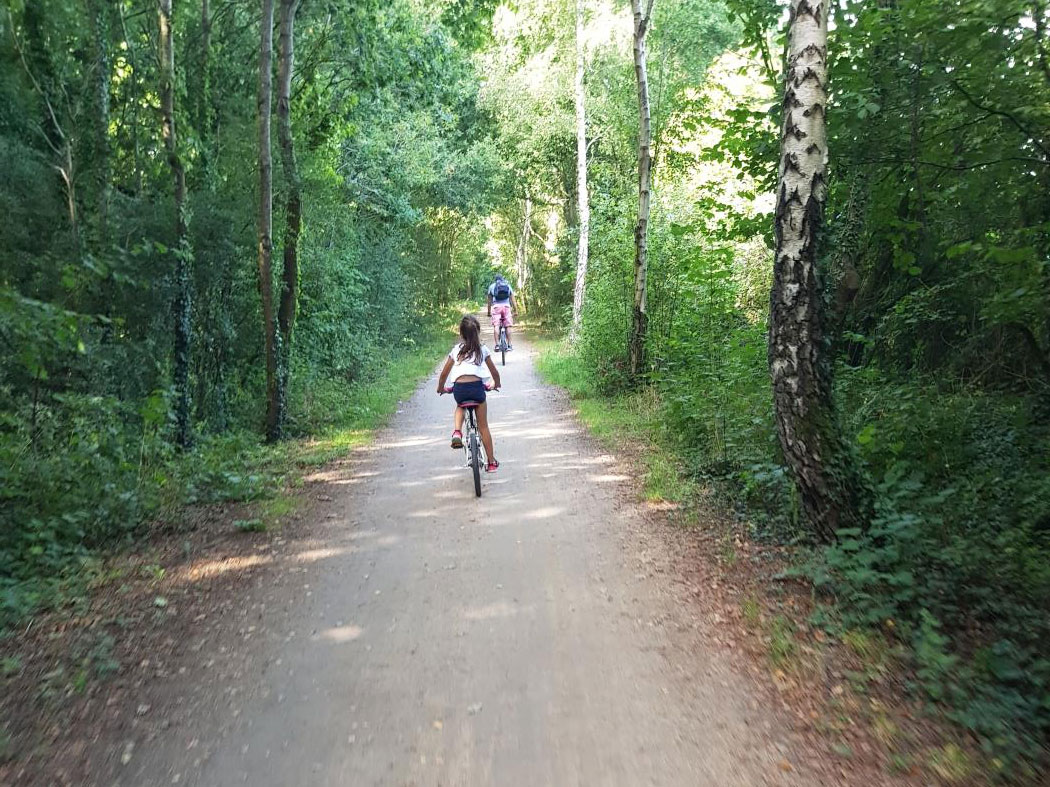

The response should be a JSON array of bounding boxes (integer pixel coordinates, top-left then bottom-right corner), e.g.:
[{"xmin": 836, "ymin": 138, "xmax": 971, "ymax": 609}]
[{"xmin": 493, "ymin": 281, "xmax": 511, "ymax": 301}]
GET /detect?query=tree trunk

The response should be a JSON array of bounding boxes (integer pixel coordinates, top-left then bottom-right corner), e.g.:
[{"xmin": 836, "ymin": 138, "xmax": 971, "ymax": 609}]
[
  {"xmin": 629, "ymin": 0, "xmax": 654, "ymax": 377},
  {"xmin": 90, "ymin": 0, "xmax": 111, "ymax": 240},
  {"xmin": 270, "ymin": 0, "xmax": 302, "ymax": 441},
  {"xmin": 13, "ymin": 6, "xmax": 79, "ymax": 246},
  {"xmin": 159, "ymin": 0, "xmax": 193, "ymax": 449},
  {"xmin": 769, "ymin": 0, "xmax": 868, "ymax": 542},
  {"xmin": 569, "ymin": 0, "xmax": 590, "ymax": 345},
  {"xmin": 118, "ymin": 3, "xmax": 143, "ymax": 195},
  {"xmin": 514, "ymin": 190, "xmax": 532, "ymax": 313},
  {"xmin": 259, "ymin": 0, "xmax": 278, "ymax": 440},
  {"xmin": 198, "ymin": 0, "xmax": 214, "ymax": 184}
]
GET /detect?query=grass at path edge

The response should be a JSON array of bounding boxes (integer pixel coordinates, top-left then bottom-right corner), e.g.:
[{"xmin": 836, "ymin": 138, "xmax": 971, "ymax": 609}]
[
  {"xmin": 533, "ymin": 338, "xmax": 697, "ymax": 515},
  {"xmin": 1, "ymin": 331, "xmax": 451, "ymax": 631}
]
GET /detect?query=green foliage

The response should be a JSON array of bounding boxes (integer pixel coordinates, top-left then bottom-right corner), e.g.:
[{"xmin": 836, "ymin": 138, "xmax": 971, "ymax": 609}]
[
  {"xmin": 5, "ymin": 0, "xmax": 1050, "ymax": 773},
  {"xmin": 509, "ymin": 0, "xmax": 1050, "ymax": 769},
  {"xmin": 1, "ymin": 0, "xmax": 503, "ymax": 627},
  {"xmin": 0, "ymin": 329, "xmax": 446, "ymax": 628}
]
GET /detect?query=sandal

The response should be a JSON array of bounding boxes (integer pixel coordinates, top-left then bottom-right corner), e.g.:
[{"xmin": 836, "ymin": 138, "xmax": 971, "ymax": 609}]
[
  {"xmin": 486, "ymin": 460, "xmax": 499, "ymax": 473},
  {"xmin": 451, "ymin": 430, "xmax": 463, "ymax": 449}
]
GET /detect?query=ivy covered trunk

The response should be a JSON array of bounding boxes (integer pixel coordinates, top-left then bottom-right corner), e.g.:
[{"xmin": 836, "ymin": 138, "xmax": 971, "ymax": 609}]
[
  {"xmin": 272, "ymin": 0, "xmax": 302, "ymax": 441},
  {"xmin": 569, "ymin": 0, "xmax": 590, "ymax": 344},
  {"xmin": 769, "ymin": 0, "xmax": 867, "ymax": 542},
  {"xmin": 259, "ymin": 0, "xmax": 278, "ymax": 441},
  {"xmin": 629, "ymin": 0, "xmax": 654, "ymax": 377},
  {"xmin": 159, "ymin": 0, "xmax": 193, "ymax": 449}
]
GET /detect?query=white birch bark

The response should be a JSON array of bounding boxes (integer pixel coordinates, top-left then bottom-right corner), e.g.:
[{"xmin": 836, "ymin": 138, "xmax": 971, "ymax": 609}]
[
  {"xmin": 769, "ymin": 0, "xmax": 867, "ymax": 541},
  {"xmin": 570, "ymin": 0, "xmax": 590, "ymax": 345},
  {"xmin": 515, "ymin": 190, "xmax": 532, "ymax": 311},
  {"xmin": 629, "ymin": 0, "xmax": 654, "ymax": 376}
]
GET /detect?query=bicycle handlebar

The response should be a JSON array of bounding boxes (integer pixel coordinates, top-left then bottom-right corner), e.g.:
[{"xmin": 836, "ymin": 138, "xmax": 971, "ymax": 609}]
[{"xmin": 439, "ymin": 384, "xmax": 499, "ymax": 394}]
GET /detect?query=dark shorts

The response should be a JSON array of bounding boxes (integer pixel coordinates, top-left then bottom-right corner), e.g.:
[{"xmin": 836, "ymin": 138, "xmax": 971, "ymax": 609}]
[{"xmin": 452, "ymin": 379, "xmax": 486, "ymax": 405}]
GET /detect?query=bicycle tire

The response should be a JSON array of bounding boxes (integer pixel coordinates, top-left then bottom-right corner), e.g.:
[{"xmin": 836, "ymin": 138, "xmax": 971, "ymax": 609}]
[
  {"xmin": 500, "ymin": 326, "xmax": 507, "ymax": 366},
  {"xmin": 469, "ymin": 430, "xmax": 482, "ymax": 497}
]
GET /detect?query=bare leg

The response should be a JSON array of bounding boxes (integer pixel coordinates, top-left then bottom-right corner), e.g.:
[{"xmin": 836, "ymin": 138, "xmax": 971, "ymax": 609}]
[
  {"xmin": 453, "ymin": 405, "xmax": 465, "ymax": 433},
  {"xmin": 505, "ymin": 327, "xmax": 513, "ymax": 346},
  {"xmin": 477, "ymin": 402, "xmax": 496, "ymax": 464}
]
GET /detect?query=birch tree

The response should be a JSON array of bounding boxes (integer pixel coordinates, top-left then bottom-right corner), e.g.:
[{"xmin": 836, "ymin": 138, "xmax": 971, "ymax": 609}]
[
  {"xmin": 629, "ymin": 0, "xmax": 654, "ymax": 377},
  {"xmin": 258, "ymin": 0, "xmax": 279, "ymax": 440},
  {"xmin": 769, "ymin": 0, "xmax": 867, "ymax": 541},
  {"xmin": 159, "ymin": 0, "xmax": 193, "ymax": 448},
  {"xmin": 569, "ymin": 0, "xmax": 590, "ymax": 344},
  {"xmin": 515, "ymin": 190, "xmax": 532, "ymax": 313},
  {"xmin": 272, "ymin": 0, "xmax": 303, "ymax": 439}
]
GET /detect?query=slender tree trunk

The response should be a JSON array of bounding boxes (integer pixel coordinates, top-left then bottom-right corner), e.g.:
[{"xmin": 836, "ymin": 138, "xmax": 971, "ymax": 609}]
[
  {"xmin": 270, "ymin": 0, "xmax": 302, "ymax": 440},
  {"xmin": 629, "ymin": 0, "xmax": 654, "ymax": 377},
  {"xmin": 198, "ymin": 0, "xmax": 214, "ymax": 184},
  {"xmin": 196, "ymin": 0, "xmax": 230, "ymax": 427},
  {"xmin": 61, "ymin": 144, "xmax": 79, "ymax": 249},
  {"xmin": 514, "ymin": 190, "xmax": 532, "ymax": 313},
  {"xmin": 159, "ymin": 0, "xmax": 193, "ymax": 449},
  {"xmin": 769, "ymin": 0, "xmax": 867, "ymax": 542},
  {"xmin": 118, "ymin": 3, "xmax": 143, "ymax": 195},
  {"xmin": 570, "ymin": 0, "xmax": 590, "ymax": 344},
  {"xmin": 11, "ymin": 6, "xmax": 79, "ymax": 246},
  {"xmin": 259, "ymin": 0, "xmax": 278, "ymax": 440},
  {"xmin": 90, "ymin": 0, "xmax": 111, "ymax": 240}
]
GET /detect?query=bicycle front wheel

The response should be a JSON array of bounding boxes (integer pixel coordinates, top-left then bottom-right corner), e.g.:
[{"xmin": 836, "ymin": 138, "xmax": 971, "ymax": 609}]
[{"xmin": 469, "ymin": 431, "xmax": 482, "ymax": 497}]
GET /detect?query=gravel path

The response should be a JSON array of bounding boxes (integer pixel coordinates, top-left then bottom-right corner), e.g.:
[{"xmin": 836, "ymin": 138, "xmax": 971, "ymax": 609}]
[{"xmin": 125, "ymin": 333, "xmax": 819, "ymax": 787}]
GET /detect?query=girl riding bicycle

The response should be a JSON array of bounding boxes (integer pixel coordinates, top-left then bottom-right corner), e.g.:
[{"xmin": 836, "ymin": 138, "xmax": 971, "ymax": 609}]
[{"xmin": 436, "ymin": 315, "xmax": 501, "ymax": 472}]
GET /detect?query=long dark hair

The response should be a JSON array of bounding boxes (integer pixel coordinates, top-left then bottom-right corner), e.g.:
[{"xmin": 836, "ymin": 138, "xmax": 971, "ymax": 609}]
[{"xmin": 457, "ymin": 315, "xmax": 483, "ymax": 365}]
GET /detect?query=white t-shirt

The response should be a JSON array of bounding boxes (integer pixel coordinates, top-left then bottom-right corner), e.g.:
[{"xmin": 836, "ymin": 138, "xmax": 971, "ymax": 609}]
[
  {"xmin": 488, "ymin": 280, "xmax": 513, "ymax": 306},
  {"xmin": 448, "ymin": 343, "xmax": 492, "ymax": 382}
]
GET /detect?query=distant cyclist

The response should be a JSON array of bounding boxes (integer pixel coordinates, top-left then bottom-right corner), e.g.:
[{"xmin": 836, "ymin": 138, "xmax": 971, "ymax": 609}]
[{"xmin": 486, "ymin": 274, "xmax": 517, "ymax": 350}]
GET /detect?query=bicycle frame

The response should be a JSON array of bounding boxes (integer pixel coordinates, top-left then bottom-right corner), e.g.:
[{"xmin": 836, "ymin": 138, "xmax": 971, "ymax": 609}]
[
  {"xmin": 462, "ymin": 408, "xmax": 487, "ymax": 467},
  {"xmin": 460, "ymin": 405, "xmax": 487, "ymax": 496},
  {"xmin": 442, "ymin": 385, "xmax": 492, "ymax": 497},
  {"xmin": 496, "ymin": 313, "xmax": 509, "ymax": 365}
]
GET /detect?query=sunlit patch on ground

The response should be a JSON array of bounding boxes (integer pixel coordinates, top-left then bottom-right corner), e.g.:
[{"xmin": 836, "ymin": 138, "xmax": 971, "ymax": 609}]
[
  {"xmin": 588, "ymin": 473, "xmax": 631, "ymax": 483},
  {"xmin": 294, "ymin": 547, "xmax": 352, "ymax": 563},
  {"xmin": 376, "ymin": 436, "xmax": 435, "ymax": 450},
  {"xmin": 644, "ymin": 500, "xmax": 680, "ymax": 511},
  {"xmin": 180, "ymin": 554, "xmax": 272, "ymax": 582},
  {"xmin": 525, "ymin": 506, "xmax": 563, "ymax": 520},
  {"xmin": 315, "ymin": 624, "xmax": 364, "ymax": 643}
]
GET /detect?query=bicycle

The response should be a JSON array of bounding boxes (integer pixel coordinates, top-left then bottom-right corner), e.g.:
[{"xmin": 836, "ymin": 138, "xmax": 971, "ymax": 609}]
[
  {"xmin": 442, "ymin": 384, "xmax": 496, "ymax": 497},
  {"xmin": 495, "ymin": 313, "xmax": 510, "ymax": 367}
]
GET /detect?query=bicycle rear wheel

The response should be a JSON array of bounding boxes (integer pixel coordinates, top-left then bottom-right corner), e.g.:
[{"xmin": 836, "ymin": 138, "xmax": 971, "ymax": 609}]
[
  {"xmin": 469, "ymin": 430, "xmax": 482, "ymax": 497},
  {"xmin": 500, "ymin": 327, "xmax": 507, "ymax": 366}
]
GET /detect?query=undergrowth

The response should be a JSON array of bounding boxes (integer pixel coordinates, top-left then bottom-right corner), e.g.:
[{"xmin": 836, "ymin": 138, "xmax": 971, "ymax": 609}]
[
  {"xmin": 0, "ymin": 331, "xmax": 448, "ymax": 630},
  {"xmin": 536, "ymin": 337, "xmax": 1050, "ymax": 781}
]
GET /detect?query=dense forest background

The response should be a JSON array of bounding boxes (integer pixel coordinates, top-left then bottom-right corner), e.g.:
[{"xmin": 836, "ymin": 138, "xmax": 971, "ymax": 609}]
[{"xmin": 2, "ymin": 0, "xmax": 1048, "ymax": 776}]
